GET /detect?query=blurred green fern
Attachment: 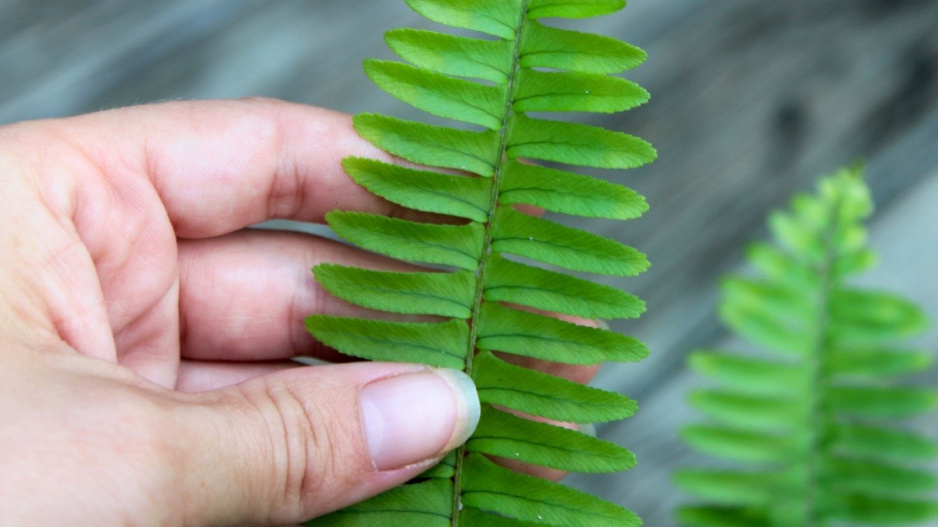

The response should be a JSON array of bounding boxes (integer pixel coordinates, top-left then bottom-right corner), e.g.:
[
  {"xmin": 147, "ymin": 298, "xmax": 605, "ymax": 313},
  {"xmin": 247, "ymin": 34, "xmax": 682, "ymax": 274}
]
[
  {"xmin": 677, "ymin": 166, "xmax": 938, "ymax": 527},
  {"xmin": 305, "ymin": 0, "xmax": 653, "ymax": 525}
]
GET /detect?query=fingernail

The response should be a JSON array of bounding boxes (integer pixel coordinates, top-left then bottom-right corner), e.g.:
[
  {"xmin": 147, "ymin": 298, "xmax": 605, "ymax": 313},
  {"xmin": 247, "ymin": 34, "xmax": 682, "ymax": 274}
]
[{"xmin": 360, "ymin": 369, "xmax": 480, "ymax": 471}]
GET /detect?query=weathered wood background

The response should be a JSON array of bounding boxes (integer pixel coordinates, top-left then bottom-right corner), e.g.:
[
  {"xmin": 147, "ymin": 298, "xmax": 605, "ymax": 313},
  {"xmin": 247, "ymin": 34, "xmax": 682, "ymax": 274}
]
[{"xmin": 3, "ymin": 1, "xmax": 937, "ymax": 525}]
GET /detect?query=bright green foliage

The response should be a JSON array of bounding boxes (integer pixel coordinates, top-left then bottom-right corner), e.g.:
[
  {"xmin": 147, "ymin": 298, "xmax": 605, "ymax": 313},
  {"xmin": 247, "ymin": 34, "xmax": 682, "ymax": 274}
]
[
  {"xmin": 676, "ymin": 167, "xmax": 938, "ymax": 527},
  {"xmin": 305, "ymin": 0, "xmax": 653, "ymax": 525}
]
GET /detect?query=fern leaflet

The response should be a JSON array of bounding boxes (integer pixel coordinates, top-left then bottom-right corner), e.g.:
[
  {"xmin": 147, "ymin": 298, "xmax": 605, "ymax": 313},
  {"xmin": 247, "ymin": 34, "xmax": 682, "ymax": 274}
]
[
  {"xmin": 676, "ymin": 166, "xmax": 938, "ymax": 527},
  {"xmin": 304, "ymin": 0, "xmax": 653, "ymax": 525}
]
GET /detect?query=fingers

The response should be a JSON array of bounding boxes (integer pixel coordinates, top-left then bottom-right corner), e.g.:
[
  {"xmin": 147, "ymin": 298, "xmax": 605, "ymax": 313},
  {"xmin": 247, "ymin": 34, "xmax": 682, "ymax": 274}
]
[
  {"xmin": 177, "ymin": 229, "xmax": 419, "ymax": 362},
  {"xmin": 177, "ymin": 227, "xmax": 602, "ymax": 387},
  {"xmin": 54, "ymin": 98, "xmax": 409, "ymax": 239},
  {"xmin": 177, "ymin": 226, "xmax": 602, "ymax": 388},
  {"xmin": 174, "ymin": 363, "xmax": 479, "ymax": 525}
]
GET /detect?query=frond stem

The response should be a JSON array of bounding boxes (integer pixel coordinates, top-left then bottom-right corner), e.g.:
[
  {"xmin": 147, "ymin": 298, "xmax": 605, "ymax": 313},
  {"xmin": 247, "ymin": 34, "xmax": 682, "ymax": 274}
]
[
  {"xmin": 453, "ymin": 2, "xmax": 531, "ymax": 525},
  {"xmin": 802, "ymin": 195, "xmax": 844, "ymax": 527}
]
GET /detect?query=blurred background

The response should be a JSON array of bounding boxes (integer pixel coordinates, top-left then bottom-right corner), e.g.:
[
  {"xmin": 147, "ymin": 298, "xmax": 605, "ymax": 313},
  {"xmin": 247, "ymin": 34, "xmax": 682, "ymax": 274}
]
[{"xmin": 3, "ymin": 0, "xmax": 937, "ymax": 524}]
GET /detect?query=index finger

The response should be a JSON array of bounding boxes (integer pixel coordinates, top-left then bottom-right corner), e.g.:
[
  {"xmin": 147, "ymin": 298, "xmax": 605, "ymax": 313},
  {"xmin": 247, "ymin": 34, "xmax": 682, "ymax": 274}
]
[{"xmin": 56, "ymin": 98, "xmax": 403, "ymax": 238}]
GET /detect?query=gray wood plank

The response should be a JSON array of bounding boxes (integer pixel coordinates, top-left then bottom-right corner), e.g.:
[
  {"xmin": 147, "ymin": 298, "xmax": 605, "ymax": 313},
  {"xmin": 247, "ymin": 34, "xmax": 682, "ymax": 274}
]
[{"xmin": 2, "ymin": 1, "xmax": 937, "ymax": 525}]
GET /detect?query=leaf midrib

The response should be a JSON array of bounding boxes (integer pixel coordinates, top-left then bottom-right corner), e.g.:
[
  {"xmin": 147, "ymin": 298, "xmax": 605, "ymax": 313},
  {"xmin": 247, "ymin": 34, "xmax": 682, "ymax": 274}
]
[
  {"xmin": 453, "ymin": 2, "xmax": 531, "ymax": 525},
  {"xmin": 802, "ymin": 193, "xmax": 845, "ymax": 527}
]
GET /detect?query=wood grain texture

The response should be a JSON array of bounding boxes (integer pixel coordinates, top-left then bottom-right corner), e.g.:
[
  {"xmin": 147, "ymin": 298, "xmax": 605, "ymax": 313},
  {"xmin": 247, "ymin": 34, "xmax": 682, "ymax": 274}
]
[{"xmin": 3, "ymin": 0, "xmax": 937, "ymax": 525}]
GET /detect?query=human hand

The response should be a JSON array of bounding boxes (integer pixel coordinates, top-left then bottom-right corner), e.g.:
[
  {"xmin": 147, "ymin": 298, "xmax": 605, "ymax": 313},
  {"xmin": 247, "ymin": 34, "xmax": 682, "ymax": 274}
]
[{"xmin": 0, "ymin": 99, "xmax": 484, "ymax": 526}]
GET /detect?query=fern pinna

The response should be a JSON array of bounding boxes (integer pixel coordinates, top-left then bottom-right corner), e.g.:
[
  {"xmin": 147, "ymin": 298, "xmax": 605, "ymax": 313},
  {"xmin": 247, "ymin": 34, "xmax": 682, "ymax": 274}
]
[
  {"xmin": 677, "ymin": 167, "xmax": 938, "ymax": 527},
  {"xmin": 304, "ymin": 0, "xmax": 653, "ymax": 525}
]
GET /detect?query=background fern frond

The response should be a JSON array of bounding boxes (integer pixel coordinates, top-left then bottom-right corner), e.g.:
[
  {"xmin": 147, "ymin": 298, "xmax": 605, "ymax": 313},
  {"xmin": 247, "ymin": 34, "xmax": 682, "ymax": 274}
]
[
  {"xmin": 676, "ymin": 166, "xmax": 938, "ymax": 526},
  {"xmin": 305, "ymin": 0, "xmax": 653, "ymax": 524}
]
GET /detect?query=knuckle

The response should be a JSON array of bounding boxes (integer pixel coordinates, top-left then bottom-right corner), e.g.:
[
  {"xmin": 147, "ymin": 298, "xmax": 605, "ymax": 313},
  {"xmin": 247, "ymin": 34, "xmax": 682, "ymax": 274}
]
[{"xmin": 243, "ymin": 378, "xmax": 332, "ymax": 518}]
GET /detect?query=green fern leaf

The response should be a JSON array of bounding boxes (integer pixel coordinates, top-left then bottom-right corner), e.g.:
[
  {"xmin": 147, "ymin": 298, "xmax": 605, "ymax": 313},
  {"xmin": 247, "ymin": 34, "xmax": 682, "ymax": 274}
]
[
  {"xmin": 491, "ymin": 207, "xmax": 648, "ymax": 275},
  {"xmin": 677, "ymin": 166, "xmax": 938, "ymax": 526},
  {"xmin": 405, "ymin": 0, "xmax": 521, "ymax": 39},
  {"xmin": 305, "ymin": 316, "xmax": 469, "ymax": 369},
  {"xmin": 461, "ymin": 454, "xmax": 640, "ymax": 527},
  {"xmin": 475, "ymin": 303, "xmax": 647, "ymax": 364},
  {"xmin": 314, "ymin": 480, "xmax": 452, "ymax": 526},
  {"xmin": 687, "ymin": 352, "xmax": 807, "ymax": 396},
  {"xmin": 365, "ymin": 59, "xmax": 507, "ymax": 129},
  {"xmin": 482, "ymin": 254, "xmax": 645, "ymax": 319},
  {"xmin": 831, "ymin": 424, "xmax": 938, "ymax": 461},
  {"xmin": 829, "ymin": 496, "xmax": 938, "ymax": 526},
  {"xmin": 386, "ymin": 28, "xmax": 512, "ymax": 83},
  {"xmin": 467, "ymin": 405, "xmax": 635, "ymax": 472},
  {"xmin": 681, "ymin": 425, "xmax": 800, "ymax": 463},
  {"xmin": 828, "ymin": 348, "xmax": 933, "ymax": 378},
  {"xmin": 526, "ymin": 0, "xmax": 625, "ymax": 21},
  {"xmin": 314, "ymin": 264, "xmax": 476, "ymax": 318},
  {"xmin": 513, "ymin": 69, "xmax": 648, "ymax": 113},
  {"xmin": 472, "ymin": 351, "xmax": 637, "ymax": 423},
  {"xmin": 421, "ymin": 451, "xmax": 458, "ymax": 479},
  {"xmin": 687, "ymin": 390, "xmax": 804, "ymax": 430},
  {"xmin": 354, "ymin": 114, "xmax": 499, "ymax": 176},
  {"xmin": 827, "ymin": 386, "xmax": 937, "ymax": 418},
  {"xmin": 507, "ymin": 114, "xmax": 653, "ymax": 168},
  {"xmin": 499, "ymin": 161, "xmax": 648, "ymax": 219},
  {"xmin": 676, "ymin": 506, "xmax": 772, "ymax": 527},
  {"xmin": 676, "ymin": 469, "xmax": 798, "ymax": 507},
  {"xmin": 520, "ymin": 20, "xmax": 646, "ymax": 73},
  {"xmin": 306, "ymin": 0, "xmax": 652, "ymax": 524},
  {"xmin": 327, "ymin": 211, "xmax": 485, "ymax": 270},
  {"xmin": 342, "ymin": 157, "xmax": 492, "ymax": 222}
]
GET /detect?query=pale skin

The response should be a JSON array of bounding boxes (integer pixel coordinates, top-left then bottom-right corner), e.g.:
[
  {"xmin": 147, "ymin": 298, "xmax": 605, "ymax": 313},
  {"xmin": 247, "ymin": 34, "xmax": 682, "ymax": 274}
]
[{"xmin": 0, "ymin": 98, "xmax": 599, "ymax": 526}]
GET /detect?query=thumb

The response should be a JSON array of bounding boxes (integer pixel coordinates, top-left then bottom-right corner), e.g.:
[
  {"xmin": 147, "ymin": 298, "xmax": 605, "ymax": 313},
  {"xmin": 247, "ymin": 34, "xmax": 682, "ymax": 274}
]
[{"xmin": 174, "ymin": 362, "xmax": 480, "ymax": 526}]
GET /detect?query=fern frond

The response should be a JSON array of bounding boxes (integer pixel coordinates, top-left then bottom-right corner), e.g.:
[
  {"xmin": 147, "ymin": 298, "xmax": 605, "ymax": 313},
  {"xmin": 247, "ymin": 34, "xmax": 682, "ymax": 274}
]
[
  {"xmin": 306, "ymin": 0, "xmax": 653, "ymax": 524},
  {"xmin": 677, "ymin": 166, "xmax": 938, "ymax": 526}
]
